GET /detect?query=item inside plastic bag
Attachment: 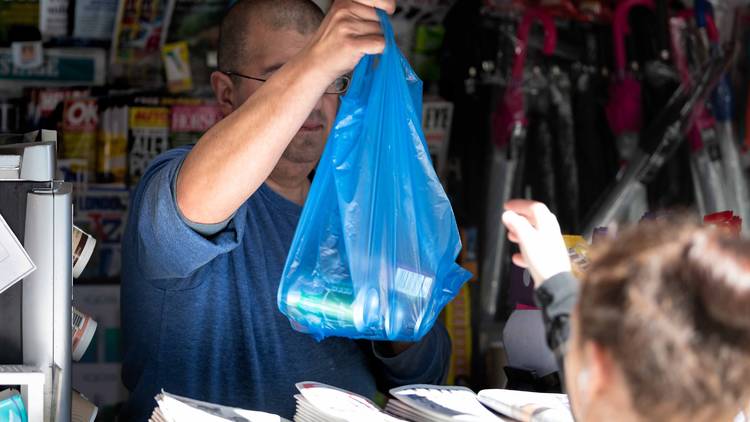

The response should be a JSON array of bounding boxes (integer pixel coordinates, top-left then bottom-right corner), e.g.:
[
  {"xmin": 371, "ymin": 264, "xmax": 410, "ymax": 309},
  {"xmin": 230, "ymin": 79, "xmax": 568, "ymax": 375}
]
[{"xmin": 277, "ymin": 10, "xmax": 471, "ymax": 342}]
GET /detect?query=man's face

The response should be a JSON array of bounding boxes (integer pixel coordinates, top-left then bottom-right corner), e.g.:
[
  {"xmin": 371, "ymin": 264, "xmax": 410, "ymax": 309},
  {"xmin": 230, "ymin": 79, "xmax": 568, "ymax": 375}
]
[{"xmin": 228, "ymin": 25, "xmax": 337, "ymax": 166}]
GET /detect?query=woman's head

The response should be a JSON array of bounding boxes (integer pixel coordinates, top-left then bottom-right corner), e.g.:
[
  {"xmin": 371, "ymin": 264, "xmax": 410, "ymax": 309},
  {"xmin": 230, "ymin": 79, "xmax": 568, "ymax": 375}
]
[{"xmin": 566, "ymin": 219, "xmax": 750, "ymax": 421}]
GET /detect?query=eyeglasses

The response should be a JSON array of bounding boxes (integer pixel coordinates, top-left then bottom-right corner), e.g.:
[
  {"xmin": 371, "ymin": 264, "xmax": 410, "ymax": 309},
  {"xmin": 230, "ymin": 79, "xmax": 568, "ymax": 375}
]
[{"xmin": 222, "ymin": 70, "xmax": 350, "ymax": 95}]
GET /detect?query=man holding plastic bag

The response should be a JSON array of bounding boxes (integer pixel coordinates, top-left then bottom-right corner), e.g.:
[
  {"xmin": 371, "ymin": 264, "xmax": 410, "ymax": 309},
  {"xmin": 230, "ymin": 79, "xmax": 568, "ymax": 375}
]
[{"xmin": 121, "ymin": 1, "xmax": 466, "ymax": 421}]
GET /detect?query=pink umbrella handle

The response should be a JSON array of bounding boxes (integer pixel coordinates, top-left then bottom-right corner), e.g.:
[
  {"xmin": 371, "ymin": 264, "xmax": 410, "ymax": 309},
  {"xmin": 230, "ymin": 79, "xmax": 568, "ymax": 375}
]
[
  {"xmin": 669, "ymin": 14, "xmax": 691, "ymax": 86},
  {"xmin": 704, "ymin": 14, "xmax": 719, "ymax": 43},
  {"xmin": 510, "ymin": 7, "xmax": 557, "ymax": 81},
  {"xmin": 677, "ymin": 8, "xmax": 719, "ymax": 42},
  {"xmin": 671, "ymin": 9, "xmax": 718, "ymax": 85},
  {"xmin": 613, "ymin": 0, "xmax": 655, "ymax": 77}
]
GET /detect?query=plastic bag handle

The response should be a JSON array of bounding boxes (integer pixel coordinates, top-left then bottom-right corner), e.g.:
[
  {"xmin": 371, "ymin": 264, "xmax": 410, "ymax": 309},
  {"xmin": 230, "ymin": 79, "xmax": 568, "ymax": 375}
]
[{"xmin": 345, "ymin": 9, "xmax": 398, "ymax": 99}]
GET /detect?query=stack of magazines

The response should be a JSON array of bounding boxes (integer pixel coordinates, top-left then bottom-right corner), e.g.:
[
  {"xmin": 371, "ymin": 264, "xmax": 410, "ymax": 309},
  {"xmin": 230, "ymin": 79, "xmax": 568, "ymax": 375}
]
[
  {"xmin": 385, "ymin": 385, "xmax": 572, "ymax": 422},
  {"xmin": 291, "ymin": 382, "xmax": 573, "ymax": 422},
  {"xmin": 149, "ymin": 391, "xmax": 288, "ymax": 422},
  {"xmin": 293, "ymin": 382, "xmax": 405, "ymax": 422},
  {"xmin": 148, "ymin": 382, "xmax": 574, "ymax": 422},
  {"xmin": 385, "ymin": 385, "xmax": 504, "ymax": 421}
]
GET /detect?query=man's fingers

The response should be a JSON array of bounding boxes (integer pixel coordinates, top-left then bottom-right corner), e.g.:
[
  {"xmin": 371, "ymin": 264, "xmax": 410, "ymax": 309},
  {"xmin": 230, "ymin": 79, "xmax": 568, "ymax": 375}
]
[
  {"xmin": 344, "ymin": 0, "xmax": 380, "ymax": 22},
  {"xmin": 353, "ymin": 34, "xmax": 386, "ymax": 55},
  {"xmin": 508, "ymin": 231, "xmax": 519, "ymax": 243},
  {"xmin": 350, "ymin": 20, "xmax": 382, "ymax": 37},
  {"xmin": 511, "ymin": 253, "xmax": 528, "ymax": 268},
  {"xmin": 350, "ymin": 0, "xmax": 396, "ymax": 14}
]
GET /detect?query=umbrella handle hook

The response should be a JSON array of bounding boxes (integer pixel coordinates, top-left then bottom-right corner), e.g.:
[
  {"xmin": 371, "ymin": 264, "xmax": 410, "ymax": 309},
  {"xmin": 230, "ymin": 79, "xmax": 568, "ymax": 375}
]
[{"xmin": 510, "ymin": 7, "xmax": 557, "ymax": 82}]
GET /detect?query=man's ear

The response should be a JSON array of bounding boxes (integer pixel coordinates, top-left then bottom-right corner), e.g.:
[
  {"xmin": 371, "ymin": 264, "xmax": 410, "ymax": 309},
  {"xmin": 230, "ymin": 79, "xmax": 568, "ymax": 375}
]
[
  {"xmin": 586, "ymin": 341, "xmax": 617, "ymax": 397},
  {"xmin": 210, "ymin": 71, "xmax": 235, "ymax": 117}
]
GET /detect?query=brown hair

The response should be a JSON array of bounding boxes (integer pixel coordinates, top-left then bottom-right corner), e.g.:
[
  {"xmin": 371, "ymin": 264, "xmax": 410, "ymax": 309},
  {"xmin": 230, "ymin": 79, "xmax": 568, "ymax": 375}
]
[{"xmin": 578, "ymin": 218, "xmax": 750, "ymax": 418}]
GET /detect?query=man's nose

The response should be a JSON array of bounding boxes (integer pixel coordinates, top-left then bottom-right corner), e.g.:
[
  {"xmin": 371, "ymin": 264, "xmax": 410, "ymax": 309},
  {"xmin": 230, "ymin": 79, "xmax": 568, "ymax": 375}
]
[{"xmin": 313, "ymin": 95, "xmax": 326, "ymax": 112}]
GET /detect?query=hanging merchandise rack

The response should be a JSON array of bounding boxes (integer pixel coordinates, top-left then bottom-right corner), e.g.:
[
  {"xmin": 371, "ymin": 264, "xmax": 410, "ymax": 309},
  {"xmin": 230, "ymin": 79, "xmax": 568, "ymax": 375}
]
[
  {"xmin": 582, "ymin": 20, "xmax": 736, "ymax": 237},
  {"xmin": 472, "ymin": 0, "xmax": 747, "ymax": 368}
]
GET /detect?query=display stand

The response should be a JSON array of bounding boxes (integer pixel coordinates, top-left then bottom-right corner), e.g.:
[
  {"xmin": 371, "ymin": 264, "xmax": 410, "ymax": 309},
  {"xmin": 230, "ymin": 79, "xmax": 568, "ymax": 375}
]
[{"xmin": 0, "ymin": 130, "xmax": 73, "ymax": 422}]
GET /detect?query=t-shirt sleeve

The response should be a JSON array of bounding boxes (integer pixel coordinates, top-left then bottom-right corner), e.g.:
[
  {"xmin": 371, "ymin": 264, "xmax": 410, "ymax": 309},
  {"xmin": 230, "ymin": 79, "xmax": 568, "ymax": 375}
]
[
  {"xmin": 128, "ymin": 149, "xmax": 245, "ymax": 281},
  {"xmin": 171, "ymin": 159, "xmax": 235, "ymax": 236},
  {"xmin": 371, "ymin": 322, "xmax": 451, "ymax": 386}
]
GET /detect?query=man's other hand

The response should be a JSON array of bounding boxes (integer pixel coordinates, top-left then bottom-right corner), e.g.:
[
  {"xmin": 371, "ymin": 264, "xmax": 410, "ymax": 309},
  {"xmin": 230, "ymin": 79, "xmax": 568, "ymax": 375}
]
[
  {"xmin": 501, "ymin": 200, "xmax": 571, "ymax": 287},
  {"xmin": 304, "ymin": 0, "xmax": 397, "ymax": 82}
]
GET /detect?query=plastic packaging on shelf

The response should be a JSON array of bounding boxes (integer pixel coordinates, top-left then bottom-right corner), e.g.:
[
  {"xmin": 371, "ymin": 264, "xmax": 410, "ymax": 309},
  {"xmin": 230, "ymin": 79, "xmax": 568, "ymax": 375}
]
[
  {"xmin": 72, "ymin": 225, "xmax": 96, "ymax": 279},
  {"xmin": 0, "ymin": 389, "xmax": 27, "ymax": 422},
  {"xmin": 71, "ymin": 307, "xmax": 98, "ymax": 362}
]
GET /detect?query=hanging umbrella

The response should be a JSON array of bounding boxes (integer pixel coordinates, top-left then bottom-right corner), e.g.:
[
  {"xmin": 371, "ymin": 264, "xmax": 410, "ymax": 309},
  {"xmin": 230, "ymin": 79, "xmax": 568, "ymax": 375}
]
[
  {"xmin": 670, "ymin": 10, "xmax": 729, "ymax": 215},
  {"xmin": 583, "ymin": 38, "xmax": 734, "ymax": 238},
  {"xmin": 698, "ymin": 1, "xmax": 750, "ymax": 233},
  {"xmin": 480, "ymin": 7, "xmax": 556, "ymax": 321},
  {"xmin": 524, "ymin": 67, "xmax": 556, "ymax": 216},
  {"xmin": 548, "ymin": 66, "xmax": 580, "ymax": 232},
  {"xmin": 574, "ymin": 23, "xmax": 620, "ymax": 221},
  {"xmin": 638, "ymin": 0, "xmax": 692, "ymax": 210},
  {"xmin": 714, "ymin": 75, "xmax": 750, "ymax": 234},
  {"xmin": 602, "ymin": 0, "xmax": 655, "ymax": 225}
]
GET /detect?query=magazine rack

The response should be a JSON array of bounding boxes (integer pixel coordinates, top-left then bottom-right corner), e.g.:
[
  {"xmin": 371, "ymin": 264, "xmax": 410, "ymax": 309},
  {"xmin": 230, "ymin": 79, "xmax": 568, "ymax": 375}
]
[{"xmin": 0, "ymin": 131, "xmax": 72, "ymax": 422}]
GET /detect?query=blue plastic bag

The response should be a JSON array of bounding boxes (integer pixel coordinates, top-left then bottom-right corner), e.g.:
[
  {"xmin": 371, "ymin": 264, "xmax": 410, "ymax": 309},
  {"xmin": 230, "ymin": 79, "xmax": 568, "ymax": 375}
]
[{"xmin": 277, "ymin": 10, "xmax": 471, "ymax": 342}]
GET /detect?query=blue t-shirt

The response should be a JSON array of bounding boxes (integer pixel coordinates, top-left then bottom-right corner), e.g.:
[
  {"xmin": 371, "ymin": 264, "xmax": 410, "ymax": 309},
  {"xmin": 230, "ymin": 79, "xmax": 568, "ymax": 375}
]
[{"xmin": 120, "ymin": 146, "xmax": 451, "ymax": 421}]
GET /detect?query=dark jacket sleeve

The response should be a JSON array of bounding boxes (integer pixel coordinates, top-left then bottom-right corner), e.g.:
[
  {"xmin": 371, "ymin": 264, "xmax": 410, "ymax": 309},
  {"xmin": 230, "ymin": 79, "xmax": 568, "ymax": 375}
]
[
  {"xmin": 369, "ymin": 322, "xmax": 451, "ymax": 390},
  {"xmin": 534, "ymin": 272, "xmax": 580, "ymax": 367}
]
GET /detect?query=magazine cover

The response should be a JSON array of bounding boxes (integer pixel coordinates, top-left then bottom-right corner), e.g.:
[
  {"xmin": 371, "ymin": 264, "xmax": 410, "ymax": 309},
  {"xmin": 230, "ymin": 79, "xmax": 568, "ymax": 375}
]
[
  {"xmin": 39, "ymin": 0, "xmax": 69, "ymax": 38},
  {"xmin": 128, "ymin": 106, "xmax": 169, "ymax": 185},
  {"xmin": 164, "ymin": 0, "xmax": 225, "ymax": 87},
  {"xmin": 62, "ymin": 98, "xmax": 99, "ymax": 180},
  {"xmin": 97, "ymin": 103, "xmax": 129, "ymax": 184},
  {"xmin": 111, "ymin": 0, "xmax": 176, "ymax": 64},
  {"xmin": 0, "ymin": 1, "xmax": 39, "ymax": 43},
  {"xmin": 169, "ymin": 103, "xmax": 222, "ymax": 148},
  {"xmin": 73, "ymin": 185, "xmax": 130, "ymax": 278}
]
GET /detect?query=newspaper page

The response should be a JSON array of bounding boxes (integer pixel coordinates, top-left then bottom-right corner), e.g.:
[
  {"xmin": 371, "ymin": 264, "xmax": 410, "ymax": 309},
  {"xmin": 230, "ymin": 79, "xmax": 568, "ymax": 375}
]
[
  {"xmin": 477, "ymin": 389, "xmax": 573, "ymax": 422},
  {"xmin": 0, "ymin": 212, "xmax": 36, "ymax": 294},
  {"xmin": 73, "ymin": 0, "xmax": 118, "ymax": 40},
  {"xmin": 39, "ymin": 0, "xmax": 69, "ymax": 38}
]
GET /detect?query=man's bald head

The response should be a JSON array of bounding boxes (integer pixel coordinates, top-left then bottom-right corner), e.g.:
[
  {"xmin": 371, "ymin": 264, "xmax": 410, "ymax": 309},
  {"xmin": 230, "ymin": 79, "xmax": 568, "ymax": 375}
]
[{"xmin": 218, "ymin": 0, "xmax": 324, "ymax": 72}]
